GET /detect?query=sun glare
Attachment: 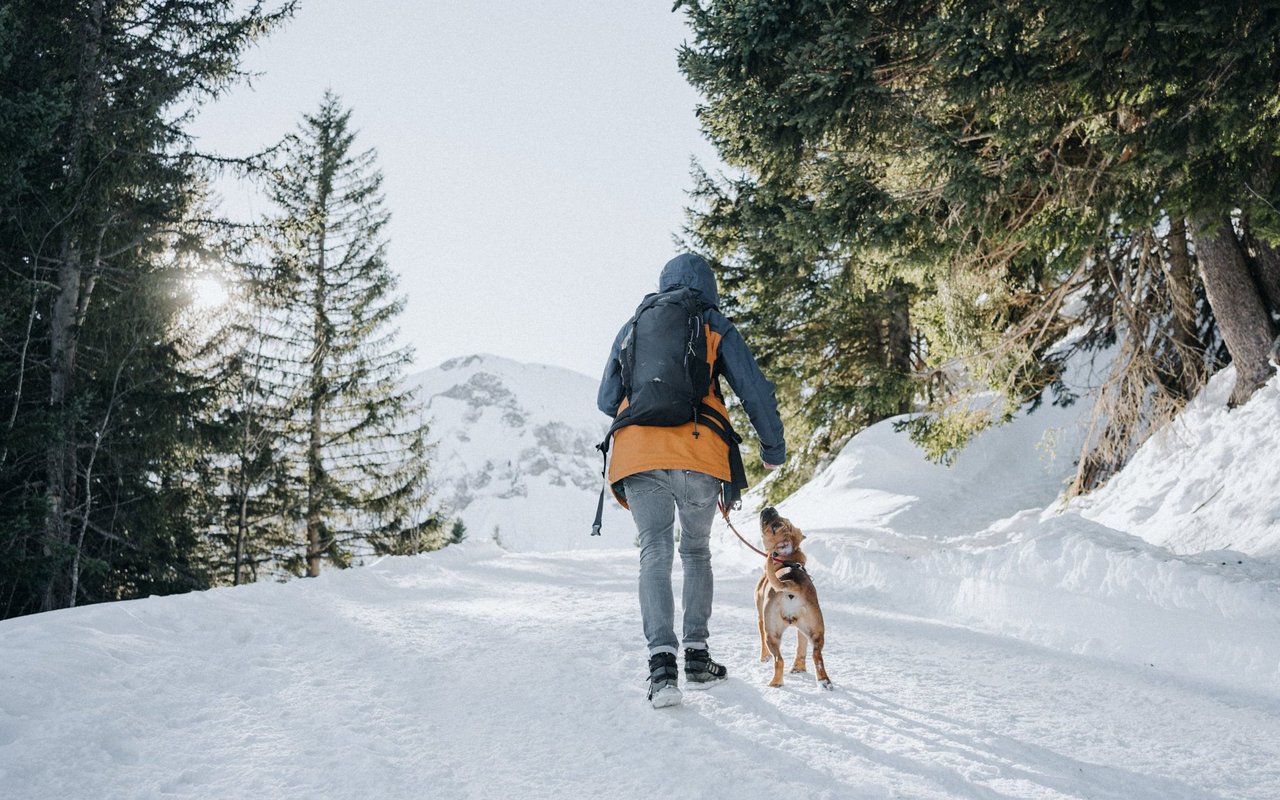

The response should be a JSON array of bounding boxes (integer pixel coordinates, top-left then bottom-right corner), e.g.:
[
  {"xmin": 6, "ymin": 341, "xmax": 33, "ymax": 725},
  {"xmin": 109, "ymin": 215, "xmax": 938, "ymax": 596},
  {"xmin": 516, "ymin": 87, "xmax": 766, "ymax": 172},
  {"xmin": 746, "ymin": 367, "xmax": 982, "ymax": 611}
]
[{"xmin": 189, "ymin": 274, "xmax": 231, "ymax": 314}]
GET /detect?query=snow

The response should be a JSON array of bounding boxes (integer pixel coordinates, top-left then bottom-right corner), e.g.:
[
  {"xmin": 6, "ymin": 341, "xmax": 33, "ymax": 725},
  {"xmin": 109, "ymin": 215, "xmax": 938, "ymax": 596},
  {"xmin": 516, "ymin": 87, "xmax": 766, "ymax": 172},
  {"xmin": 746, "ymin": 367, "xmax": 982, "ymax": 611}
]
[
  {"xmin": 4, "ymin": 355, "xmax": 1280, "ymax": 799},
  {"xmin": 755, "ymin": 368, "xmax": 1280, "ymax": 698},
  {"xmin": 1073, "ymin": 366, "xmax": 1280, "ymax": 558}
]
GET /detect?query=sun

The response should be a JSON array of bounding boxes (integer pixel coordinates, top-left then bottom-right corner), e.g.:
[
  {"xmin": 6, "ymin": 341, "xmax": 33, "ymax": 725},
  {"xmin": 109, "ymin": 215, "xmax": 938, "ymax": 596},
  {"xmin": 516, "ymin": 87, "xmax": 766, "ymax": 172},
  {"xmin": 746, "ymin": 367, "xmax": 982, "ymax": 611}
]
[{"xmin": 188, "ymin": 273, "xmax": 231, "ymax": 314}]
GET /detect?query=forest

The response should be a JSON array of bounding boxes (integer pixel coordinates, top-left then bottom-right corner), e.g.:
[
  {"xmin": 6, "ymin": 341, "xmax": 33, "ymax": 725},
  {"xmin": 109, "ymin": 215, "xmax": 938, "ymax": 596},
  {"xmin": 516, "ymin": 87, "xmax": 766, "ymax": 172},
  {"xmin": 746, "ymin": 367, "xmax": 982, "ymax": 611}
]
[
  {"xmin": 677, "ymin": 0, "xmax": 1280, "ymax": 500},
  {"xmin": 0, "ymin": 1, "xmax": 448, "ymax": 618}
]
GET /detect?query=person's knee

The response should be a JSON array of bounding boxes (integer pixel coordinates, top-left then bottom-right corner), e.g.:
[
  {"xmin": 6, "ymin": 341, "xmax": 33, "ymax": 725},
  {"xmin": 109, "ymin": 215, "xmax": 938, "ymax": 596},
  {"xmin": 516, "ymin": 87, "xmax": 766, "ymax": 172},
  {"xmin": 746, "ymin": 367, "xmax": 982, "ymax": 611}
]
[
  {"xmin": 639, "ymin": 537, "xmax": 674, "ymax": 569},
  {"xmin": 678, "ymin": 534, "xmax": 711, "ymax": 563}
]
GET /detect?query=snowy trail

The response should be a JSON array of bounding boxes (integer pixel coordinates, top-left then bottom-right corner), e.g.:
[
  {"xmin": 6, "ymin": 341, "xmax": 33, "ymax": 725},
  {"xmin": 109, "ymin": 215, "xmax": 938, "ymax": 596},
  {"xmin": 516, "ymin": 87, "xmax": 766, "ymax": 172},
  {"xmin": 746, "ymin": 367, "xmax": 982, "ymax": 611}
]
[{"xmin": 4, "ymin": 542, "xmax": 1278, "ymax": 800}]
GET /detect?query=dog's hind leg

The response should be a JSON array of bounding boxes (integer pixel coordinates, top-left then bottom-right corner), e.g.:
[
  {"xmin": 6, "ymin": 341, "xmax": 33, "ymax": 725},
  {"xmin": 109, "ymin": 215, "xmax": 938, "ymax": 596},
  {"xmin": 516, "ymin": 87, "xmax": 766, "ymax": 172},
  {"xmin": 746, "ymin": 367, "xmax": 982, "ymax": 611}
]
[
  {"xmin": 791, "ymin": 629, "xmax": 809, "ymax": 673},
  {"xmin": 808, "ymin": 617, "xmax": 832, "ymax": 690}
]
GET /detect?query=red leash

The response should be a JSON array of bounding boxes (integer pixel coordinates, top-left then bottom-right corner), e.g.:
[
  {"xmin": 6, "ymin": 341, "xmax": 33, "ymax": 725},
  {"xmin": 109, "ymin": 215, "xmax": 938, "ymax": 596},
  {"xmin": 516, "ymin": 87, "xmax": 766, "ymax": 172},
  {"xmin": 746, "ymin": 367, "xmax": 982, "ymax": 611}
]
[{"xmin": 717, "ymin": 502, "xmax": 788, "ymax": 566}]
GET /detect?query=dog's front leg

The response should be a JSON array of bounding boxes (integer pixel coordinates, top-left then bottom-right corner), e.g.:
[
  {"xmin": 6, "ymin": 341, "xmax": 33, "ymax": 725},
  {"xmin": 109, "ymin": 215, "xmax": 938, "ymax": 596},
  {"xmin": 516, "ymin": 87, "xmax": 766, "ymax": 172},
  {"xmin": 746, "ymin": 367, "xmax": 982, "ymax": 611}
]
[
  {"xmin": 755, "ymin": 575, "xmax": 770, "ymax": 662},
  {"xmin": 764, "ymin": 613, "xmax": 787, "ymax": 687}
]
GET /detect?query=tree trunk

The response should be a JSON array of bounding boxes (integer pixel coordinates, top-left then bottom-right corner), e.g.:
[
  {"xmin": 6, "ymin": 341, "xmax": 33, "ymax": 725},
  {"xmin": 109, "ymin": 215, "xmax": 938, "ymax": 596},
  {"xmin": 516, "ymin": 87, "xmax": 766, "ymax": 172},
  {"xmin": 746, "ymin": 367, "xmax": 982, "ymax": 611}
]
[
  {"xmin": 234, "ymin": 448, "xmax": 250, "ymax": 586},
  {"xmin": 305, "ymin": 172, "xmax": 332, "ymax": 578},
  {"xmin": 885, "ymin": 279, "xmax": 913, "ymax": 415},
  {"xmin": 1164, "ymin": 218, "xmax": 1206, "ymax": 397},
  {"xmin": 44, "ymin": 0, "xmax": 106, "ymax": 611},
  {"xmin": 305, "ymin": 286, "xmax": 326, "ymax": 578},
  {"xmin": 1247, "ymin": 235, "xmax": 1280, "ymax": 318},
  {"xmin": 306, "ymin": 364, "xmax": 324, "ymax": 578},
  {"xmin": 1190, "ymin": 215, "xmax": 1277, "ymax": 406},
  {"xmin": 1244, "ymin": 155, "xmax": 1280, "ymax": 318}
]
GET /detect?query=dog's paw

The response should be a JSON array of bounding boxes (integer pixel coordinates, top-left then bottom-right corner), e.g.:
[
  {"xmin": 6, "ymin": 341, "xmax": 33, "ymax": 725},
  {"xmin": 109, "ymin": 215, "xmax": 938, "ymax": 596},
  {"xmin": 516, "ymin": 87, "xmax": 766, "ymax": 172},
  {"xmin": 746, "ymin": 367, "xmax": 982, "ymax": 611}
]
[
  {"xmin": 818, "ymin": 678, "xmax": 834, "ymax": 691},
  {"xmin": 790, "ymin": 664, "xmax": 808, "ymax": 673}
]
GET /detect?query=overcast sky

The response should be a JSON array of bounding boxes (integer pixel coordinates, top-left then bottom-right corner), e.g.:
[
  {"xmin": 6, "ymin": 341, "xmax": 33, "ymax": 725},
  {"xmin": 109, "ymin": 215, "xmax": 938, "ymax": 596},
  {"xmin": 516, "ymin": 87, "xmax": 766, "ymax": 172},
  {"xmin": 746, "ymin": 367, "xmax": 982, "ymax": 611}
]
[{"xmin": 190, "ymin": 0, "xmax": 721, "ymax": 379}]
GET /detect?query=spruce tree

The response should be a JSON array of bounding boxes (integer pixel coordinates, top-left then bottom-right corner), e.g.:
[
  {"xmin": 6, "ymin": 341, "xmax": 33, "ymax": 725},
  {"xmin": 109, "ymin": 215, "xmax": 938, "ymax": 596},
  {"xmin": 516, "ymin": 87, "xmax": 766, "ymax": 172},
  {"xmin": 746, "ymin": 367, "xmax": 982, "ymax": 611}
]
[
  {"xmin": 0, "ymin": 0, "xmax": 293, "ymax": 616},
  {"xmin": 676, "ymin": 0, "xmax": 1280, "ymax": 493},
  {"xmin": 255, "ymin": 93, "xmax": 441, "ymax": 577}
]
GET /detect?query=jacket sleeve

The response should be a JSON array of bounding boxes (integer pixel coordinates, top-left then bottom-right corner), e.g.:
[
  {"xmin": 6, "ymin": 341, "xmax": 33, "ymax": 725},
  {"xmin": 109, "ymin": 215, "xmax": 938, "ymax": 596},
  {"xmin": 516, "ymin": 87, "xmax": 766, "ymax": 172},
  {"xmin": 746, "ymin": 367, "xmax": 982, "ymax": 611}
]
[
  {"xmin": 715, "ymin": 321, "xmax": 786, "ymax": 465},
  {"xmin": 596, "ymin": 324, "xmax": 628, "ymax": 418}
]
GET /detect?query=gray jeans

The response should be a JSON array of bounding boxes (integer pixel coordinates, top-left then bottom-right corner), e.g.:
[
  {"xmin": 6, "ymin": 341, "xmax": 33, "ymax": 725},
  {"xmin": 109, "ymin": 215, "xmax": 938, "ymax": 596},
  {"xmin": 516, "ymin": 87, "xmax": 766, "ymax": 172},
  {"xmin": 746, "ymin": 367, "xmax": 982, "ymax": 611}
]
[{"xmin": 622, "ymin": 469, "xmax": 722, "ymax": 656}]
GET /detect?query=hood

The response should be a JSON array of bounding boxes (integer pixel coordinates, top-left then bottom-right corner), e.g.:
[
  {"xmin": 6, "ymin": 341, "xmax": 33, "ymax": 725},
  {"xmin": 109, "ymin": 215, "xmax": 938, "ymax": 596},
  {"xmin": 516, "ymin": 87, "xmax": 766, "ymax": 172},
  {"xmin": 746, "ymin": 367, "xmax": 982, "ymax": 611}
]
[{"xmin": 658, "ymin": 253, "xmax": 719, "ymax": 308}]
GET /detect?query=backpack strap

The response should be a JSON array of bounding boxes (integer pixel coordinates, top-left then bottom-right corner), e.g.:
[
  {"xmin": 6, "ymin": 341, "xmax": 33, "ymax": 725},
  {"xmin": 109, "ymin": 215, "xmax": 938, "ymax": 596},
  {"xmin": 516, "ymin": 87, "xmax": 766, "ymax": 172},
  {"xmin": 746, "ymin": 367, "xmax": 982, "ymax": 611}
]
[
  {"xmin": 590, "ymin": 407, "xmax": 631, "ymax": 536},
  {"xmin": 694, "ymin": 402, "xmax": 748, "ymax": 509},
  {"xmin": 590, "ymin": 478, "xmax": 607, "ymax": 537}
]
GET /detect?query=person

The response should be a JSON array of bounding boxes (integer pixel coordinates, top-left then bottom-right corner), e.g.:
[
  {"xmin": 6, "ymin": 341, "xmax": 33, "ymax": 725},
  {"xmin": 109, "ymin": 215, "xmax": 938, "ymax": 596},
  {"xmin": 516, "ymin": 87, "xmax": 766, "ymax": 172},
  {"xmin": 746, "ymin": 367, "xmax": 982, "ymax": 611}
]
[{"xmin": 597, "ymin": 253, "xmax": 786, "ymax": 708}]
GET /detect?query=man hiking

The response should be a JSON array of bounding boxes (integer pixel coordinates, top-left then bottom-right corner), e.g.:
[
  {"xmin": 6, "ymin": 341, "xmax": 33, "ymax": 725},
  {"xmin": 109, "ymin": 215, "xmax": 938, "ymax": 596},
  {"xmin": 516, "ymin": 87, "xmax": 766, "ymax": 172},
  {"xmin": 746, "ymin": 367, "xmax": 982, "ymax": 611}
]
[{"xmin": 597, "ymin": 253, "xmax": 786, "ymax": 708}]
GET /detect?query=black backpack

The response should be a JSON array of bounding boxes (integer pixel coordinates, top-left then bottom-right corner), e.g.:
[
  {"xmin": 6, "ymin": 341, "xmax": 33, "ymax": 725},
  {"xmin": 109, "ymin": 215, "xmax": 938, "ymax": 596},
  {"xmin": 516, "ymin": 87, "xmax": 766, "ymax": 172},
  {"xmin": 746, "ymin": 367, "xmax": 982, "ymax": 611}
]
[
  {"xmin": 616, "ymin": 286, "xmax": 711, "ymax": 428},
  {"xmin": 591, "ymin": 287, "xmax": 746, "ymax": 535}
]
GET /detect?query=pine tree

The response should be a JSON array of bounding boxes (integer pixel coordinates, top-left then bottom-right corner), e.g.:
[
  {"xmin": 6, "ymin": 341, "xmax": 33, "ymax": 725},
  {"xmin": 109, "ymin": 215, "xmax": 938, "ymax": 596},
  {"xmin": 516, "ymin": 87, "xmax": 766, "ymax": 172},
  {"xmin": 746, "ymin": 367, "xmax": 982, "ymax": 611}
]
[
  {"xmin": 0, "ymin": 0, "xmax": 293, "ymax": 616},
  {"xmin": 675, "ymin": 0, "xmax": 1280, "ymax": 493},
  {"xmin": 682, "ymin": 163, "xmax": 918, "ymax": 499},
  {"xmin": 253, "ymin": 93, "xmax": 442, "ymax": 576}
]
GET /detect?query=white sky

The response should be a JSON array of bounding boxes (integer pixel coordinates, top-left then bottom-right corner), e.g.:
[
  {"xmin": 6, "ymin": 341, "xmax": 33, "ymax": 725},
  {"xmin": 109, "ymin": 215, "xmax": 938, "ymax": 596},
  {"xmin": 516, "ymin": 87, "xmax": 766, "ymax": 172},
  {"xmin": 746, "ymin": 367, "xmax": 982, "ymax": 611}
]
[{"xmin": 189, "ymin": 0, "xmax": 721, "ymax": 379}]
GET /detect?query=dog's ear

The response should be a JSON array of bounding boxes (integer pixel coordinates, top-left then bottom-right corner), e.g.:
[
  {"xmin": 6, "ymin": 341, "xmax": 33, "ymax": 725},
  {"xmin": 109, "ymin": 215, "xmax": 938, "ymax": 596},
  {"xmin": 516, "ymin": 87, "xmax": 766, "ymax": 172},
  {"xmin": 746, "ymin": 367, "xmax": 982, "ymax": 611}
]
[{"xmin": 793, "ymin": 526, "xmax": 805, "ymax": 543}]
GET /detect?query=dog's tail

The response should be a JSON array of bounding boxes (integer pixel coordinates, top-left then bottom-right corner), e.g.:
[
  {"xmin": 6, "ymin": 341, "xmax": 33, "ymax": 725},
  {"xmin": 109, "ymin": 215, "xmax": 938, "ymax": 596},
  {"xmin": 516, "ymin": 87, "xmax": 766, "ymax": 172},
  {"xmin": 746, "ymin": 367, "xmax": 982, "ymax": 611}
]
[{"xmin": 769, "ymin": 561, "xmax": 812, "ymax": 590}]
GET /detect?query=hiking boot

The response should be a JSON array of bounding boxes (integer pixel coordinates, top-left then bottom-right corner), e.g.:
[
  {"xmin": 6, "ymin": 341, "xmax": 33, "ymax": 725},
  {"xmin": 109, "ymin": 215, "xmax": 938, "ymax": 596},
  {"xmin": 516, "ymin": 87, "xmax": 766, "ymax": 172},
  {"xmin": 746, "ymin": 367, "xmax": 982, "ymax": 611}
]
[
  {"xmin": 647, "ymin": 652, "xmax": 682, "ymax": 708},
  {"xmin": 684, "ymin": 647, "xmax": 727, "ymax": 688}
]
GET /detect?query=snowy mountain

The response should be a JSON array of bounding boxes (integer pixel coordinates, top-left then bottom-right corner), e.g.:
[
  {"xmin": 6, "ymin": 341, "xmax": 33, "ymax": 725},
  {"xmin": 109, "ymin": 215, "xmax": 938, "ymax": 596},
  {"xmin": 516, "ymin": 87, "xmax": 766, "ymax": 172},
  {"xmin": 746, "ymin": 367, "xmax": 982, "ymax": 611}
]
[
  {"xmin": 4, "ymin": 359, "xmax": 1280, "ymax": 798},
  {"xmin": 410, "ymin": 354, "xmax": 635, "ymax": 551}
]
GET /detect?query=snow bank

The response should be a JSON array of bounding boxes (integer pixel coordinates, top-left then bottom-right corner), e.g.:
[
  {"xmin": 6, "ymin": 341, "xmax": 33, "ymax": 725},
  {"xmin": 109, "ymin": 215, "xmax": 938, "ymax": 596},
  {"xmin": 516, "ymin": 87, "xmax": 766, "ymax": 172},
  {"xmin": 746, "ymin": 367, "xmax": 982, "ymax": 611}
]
[
  {"xmin": 802, "ymin": 515, "xmax": 1280, "ymax": 697},
  {"xmin": 732, "ymin": 369, "xmax": 1280, "ymax": 698},
  {"xmin": 1074, "ymin": 366, "xmax": 1280, "ymax": 557},
  {"xmin": 776, "ymin": 399, "xmax": 1083, "ymax": 539}
]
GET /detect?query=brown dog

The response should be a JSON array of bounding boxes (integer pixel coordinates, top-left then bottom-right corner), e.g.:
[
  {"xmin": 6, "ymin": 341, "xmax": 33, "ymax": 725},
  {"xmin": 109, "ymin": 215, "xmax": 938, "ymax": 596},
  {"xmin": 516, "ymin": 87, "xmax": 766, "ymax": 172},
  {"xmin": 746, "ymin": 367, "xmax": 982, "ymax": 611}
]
[{"xmin": 755, "ymin": 506, "xmax": 832, "ymax": 689}]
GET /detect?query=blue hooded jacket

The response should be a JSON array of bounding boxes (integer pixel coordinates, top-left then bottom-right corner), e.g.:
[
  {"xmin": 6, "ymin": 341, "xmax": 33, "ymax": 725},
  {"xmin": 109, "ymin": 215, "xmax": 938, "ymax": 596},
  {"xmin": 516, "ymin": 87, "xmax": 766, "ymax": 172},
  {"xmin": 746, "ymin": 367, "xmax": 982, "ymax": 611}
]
[{"xmin": 597, "ymin": 253, "xmax": 787, "ymax": 467}]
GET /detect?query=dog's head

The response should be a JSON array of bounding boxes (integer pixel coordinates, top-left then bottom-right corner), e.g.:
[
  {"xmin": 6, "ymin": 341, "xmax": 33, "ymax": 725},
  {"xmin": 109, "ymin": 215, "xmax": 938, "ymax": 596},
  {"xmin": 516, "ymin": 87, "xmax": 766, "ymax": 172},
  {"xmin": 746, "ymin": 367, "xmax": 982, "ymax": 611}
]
[{"xmin": 759, "ymin": 506, "xmax": 804, "ymax": 559}]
